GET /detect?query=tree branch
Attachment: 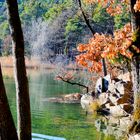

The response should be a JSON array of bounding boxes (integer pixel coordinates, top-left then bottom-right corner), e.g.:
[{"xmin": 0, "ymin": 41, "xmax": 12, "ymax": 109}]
[
  {"xmin": 77, "ymin": 0, "xmax": 95, "ymax": 35},
  {"xmin": 77, "ymin": 0, "xmax": 107, "ymax": 76},
  {"xmin": 57, "ymin": 75, "xmax": 89, "ymax": 93}
]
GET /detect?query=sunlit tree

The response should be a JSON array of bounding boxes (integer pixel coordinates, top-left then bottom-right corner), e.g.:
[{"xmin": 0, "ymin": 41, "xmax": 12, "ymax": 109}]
[
  {"xmin": 77, "ymin": 0, "xmax": 140, "ymax": 133},
  {"xmin": 6, "ymin": 0, "xmax": 31, "ymax": 139}
]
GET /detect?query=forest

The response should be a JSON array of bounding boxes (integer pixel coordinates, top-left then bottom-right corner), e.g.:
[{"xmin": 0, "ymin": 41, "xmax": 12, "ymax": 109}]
[
  {"xmin": 0, "ymin": 0, "xmax": 140, "ymax": 140},
  {"xmin": 0, "ymin": 0, "xmax": 125, "ymax": 61}
]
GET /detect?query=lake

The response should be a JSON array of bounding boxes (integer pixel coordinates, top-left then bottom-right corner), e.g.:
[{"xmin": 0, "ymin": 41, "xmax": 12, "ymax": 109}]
[{"xmin": 3, "ymin": 68, "xmax": 116, "ymax": 140}]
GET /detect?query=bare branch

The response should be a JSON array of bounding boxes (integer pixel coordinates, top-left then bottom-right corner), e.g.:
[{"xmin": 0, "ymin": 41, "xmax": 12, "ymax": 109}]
[
  {"xmin": 77, "ymin": 0, "xmax": 95, "ymax": 35},
  {"xmin": 57, "ymin": 75, "xmax": 89, "ymax": 93}
]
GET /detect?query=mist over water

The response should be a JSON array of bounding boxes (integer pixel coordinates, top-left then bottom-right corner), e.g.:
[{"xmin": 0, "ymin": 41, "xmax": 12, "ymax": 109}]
[{"xmin": 23, "ymin": 9, "xmax": 76, "ymax": 65}]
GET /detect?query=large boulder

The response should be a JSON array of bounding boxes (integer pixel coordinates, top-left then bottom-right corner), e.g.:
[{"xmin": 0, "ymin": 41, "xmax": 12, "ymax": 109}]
[
  {"xmin": 97, "ymin": 78, "xmax": 134, "ymax": 116},
  {"xmin": 95, "ymin": 75, "xmax": 111, "ymax": 95},
  {"xmin": 108, "ymin": 80, "xmax": 125, "ymax": 96},
  {"xmin": 117, "ymin": 81, "xmax": 133, "ymax": 105},
  {"xmin": 109, "ymin": 105, "xmax": 128, "ymax": 117},
  {"xmin": 81, "ymin": 93, "xmax": 94, "ymax": 111},
  {"xmin": 95, "ymin": 77, "xmax": 102, "ymax": 94},
  {"xmin": 98, "ymin": 92, "xmax": 109, "ymax": 105},
  {"xmin": 118, "ymin": 72, "xmax": 131, "ymax": 82}
]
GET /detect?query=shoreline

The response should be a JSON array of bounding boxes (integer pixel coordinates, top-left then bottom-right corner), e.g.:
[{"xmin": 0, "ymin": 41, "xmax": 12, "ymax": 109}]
[{"xmin": 0, "ymin": 56, "xmax": 82, "ymax": 70}]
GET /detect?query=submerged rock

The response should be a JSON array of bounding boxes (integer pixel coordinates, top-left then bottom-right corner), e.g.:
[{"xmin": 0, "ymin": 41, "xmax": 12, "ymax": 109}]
[
  {"xmin": 43, "ymin": 93, "xmax": 82, "ymax": 103},
  {"xmin": 63, "ymin": 93, "xmax": 81, "ymax": 100}
]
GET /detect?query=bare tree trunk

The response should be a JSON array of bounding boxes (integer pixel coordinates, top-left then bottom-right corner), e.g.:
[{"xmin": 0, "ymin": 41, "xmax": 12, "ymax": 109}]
[
  {"xmin": 129, "ymin": 0, "xmax": 140, "ymax": 133},
  {"xmin": 6, "ymin": 0, "xmax": 31, "ymax": 139},
  {"xmin": 0, "ymin": 65, "xmax": 18, "ymax": 140},
  {"xmin": 102, "ymin": 58, "xmax": 107, "ymax": 76},
  {"xmin": 77, "ymin": 0, "xmax": 108, "ymax": 77},
  {"xmin": 77, "ymin": 0, "xmax": 107, "ymax": 93},
  {"xmin": 77, "ymin": 0, "xmax": 95, "ymax": 35}
]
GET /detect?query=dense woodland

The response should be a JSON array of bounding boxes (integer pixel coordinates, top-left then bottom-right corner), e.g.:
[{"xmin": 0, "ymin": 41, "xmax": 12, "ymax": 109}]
[
  {"xmin": 0, "ymin": 0, "xmax": 140, "ymax": 140},
  {"xmin": 0, "ymin": 0, "xmax": 129, "ymax": 62}
]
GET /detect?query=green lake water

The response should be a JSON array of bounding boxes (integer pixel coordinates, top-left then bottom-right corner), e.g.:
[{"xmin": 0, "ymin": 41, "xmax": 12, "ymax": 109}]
[{"xmin": 3, "ymin": 68, "xmax": 116, "ymax": 140}]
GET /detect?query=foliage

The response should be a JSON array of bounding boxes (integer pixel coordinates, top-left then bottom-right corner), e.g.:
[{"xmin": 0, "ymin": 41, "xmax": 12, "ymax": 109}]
[
  {"xmin": 0, "ymin": 0, "xmax": 134, "ymax": 63},
  {"xmin": 43, "ymin": 1, "xmax": 72, "ymax": 22},
  {"xmin": 76, "ymin": 0, "xmax": 140, "ymax": 73},
  {"xmin": 77, "ymin": 24, "xmax": 134, "ymax": 72},
  {"xmin": 65, "ymin": 16, "xmax": 82, "ymax": 35},
  {"xmin": 84, "ymin": 0, "xmax": 140, "ymax": 13},
  {"xmin": 20, "ymin": 0, "xmax": 48, "ymax": 23},
  {"xmin": 0, "ymin": 21, "xmax": 9, "ymax": 39},
  {"xmin": 92, "ymin": 3, "xmax": 111, "ymax": 24},
  {"xmin": 134, "ymin": 0, "xmax": 140, "ymax": 12},
  {"xmin": 114, "ymin": 4, "xmax": 130, "ymax": 29}
]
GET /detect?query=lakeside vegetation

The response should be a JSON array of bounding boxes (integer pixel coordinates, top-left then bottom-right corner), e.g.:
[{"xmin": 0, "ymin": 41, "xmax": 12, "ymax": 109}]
[{"xmin": 0, "ymin": 0, "xmax": 140, "ymax": 140}]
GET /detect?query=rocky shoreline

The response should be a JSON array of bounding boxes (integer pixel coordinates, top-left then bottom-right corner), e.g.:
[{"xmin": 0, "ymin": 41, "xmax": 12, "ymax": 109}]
[
  {"xmin": 43, "ymin": 72, "xmax": 140, "ymax": 139},
  {"xmin": 80, "ymin": 73, "xmax": 140, "ymax": 140}
]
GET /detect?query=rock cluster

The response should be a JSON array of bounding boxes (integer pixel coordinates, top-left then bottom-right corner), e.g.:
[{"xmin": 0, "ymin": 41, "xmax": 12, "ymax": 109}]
[
  {"xmin": 81, "ymin": 73, "xmax": 134, "ymax": 117},
  {"xmin": 99, "ymin": 80, "xmax": 133, "ymax": 117},
  {"xmin": 80, "ymin": 73, "xmax": 139, "ymax": 139}
]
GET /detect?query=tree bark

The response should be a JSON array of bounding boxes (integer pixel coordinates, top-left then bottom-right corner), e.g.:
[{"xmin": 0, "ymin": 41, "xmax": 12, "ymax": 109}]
[
  {"xmin": 77, "ymin": 0, "xmax": 96, "ymax": 35},
  {"xmin": 129, "ymin": 0, "xmax": 140, "ymax": 133},
  {"xmin": 0, "ymin": 65, "xmax": 18, "ymax": 140},
  {"xmin": 77, "ymin": 0, "xmax": 108, "ymax": 93},
  {"xmin": 6, "ymin": 0, "xmax": 31, "ymax": 139}
]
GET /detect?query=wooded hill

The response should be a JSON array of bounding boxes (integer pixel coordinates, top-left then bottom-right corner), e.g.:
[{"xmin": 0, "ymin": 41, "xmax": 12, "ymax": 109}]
[{"xmin": 0, "ymin": 0, "xmax": 129, "ymax": 63}]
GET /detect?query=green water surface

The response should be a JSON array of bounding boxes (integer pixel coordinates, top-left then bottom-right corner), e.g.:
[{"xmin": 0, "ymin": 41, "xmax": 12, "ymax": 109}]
[{"xmin": 3, "ymin": 69, "xmax": 116, "ymax": 140}]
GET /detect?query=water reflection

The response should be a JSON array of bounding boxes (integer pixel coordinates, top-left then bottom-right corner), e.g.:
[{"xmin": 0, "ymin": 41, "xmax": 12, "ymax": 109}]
[{"xmin": 3, "ymin": 68, "xmax": 116, "ymax": 140}]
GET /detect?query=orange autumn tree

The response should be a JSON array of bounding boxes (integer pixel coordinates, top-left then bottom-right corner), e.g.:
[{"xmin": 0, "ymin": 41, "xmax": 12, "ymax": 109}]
[
  {"xmin": 77, "ymin": 0, "xmax": 140, "ymax": 73},
  {"xmin": 76, "ymin": 23, "xmax": 134, "ymax": 72},
  {"xmin": 77, "ymin": 0, "xmax": 140, "ymax": 133}
]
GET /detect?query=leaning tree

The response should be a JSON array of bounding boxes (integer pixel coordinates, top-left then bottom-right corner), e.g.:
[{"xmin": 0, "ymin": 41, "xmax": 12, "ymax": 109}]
[{"xmin": 6, "ymin": 0, "xmax": 31, "ymax": 139}]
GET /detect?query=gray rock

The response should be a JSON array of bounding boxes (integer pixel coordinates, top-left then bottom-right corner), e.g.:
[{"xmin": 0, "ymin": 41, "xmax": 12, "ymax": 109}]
[
  {"xmin": 95, "ymin": 77, "xmax": 102, "ymax": 94},
  {"xmin": 98, "ymin": 92, "xmax": 109, "ymax": 105},
  {"xmin": 109, "ymin": 105, "xmax": 128, "ymax": 117},
  {"xmin": 95, "ymin": 75, "xmax": 111, "ymax": 94},
  {"xmin": 81, "ymin": 94, "xmax": 93, "ymax": 110}
]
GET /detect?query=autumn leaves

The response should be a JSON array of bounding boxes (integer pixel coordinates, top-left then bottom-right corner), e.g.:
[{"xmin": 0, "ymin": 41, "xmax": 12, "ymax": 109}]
[{"xmin": 76, "ymin": 0, "xmax": 140, "ymax": 73}]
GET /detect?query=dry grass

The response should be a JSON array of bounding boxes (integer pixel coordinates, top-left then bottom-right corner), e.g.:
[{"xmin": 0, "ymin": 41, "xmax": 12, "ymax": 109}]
[
  {"xmin": 1, "ymin": 67, "xmax": 14, "ymax": 78},
  {"xmin": 90, "ymin": 100, "xmax": 101, "ymax": 112},
  {"xmin": 0, "ymin": 56, "xmax": 82, "ymax": 70},
  {"xmin": 0, "ymin": 56, "xmax": 13, "ymax": 67}
]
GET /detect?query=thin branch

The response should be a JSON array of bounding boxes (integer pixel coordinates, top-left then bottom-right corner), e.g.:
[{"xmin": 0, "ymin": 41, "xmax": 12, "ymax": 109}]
[
  {"xmin": 57, "ymin": 75, "xmax": 89, "ymax": 93},
  {"xmin": 77, "ymin": 0, "xmax": 95, "ymax": 35}
]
